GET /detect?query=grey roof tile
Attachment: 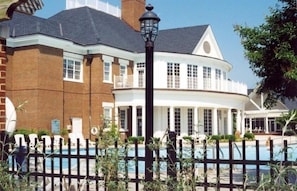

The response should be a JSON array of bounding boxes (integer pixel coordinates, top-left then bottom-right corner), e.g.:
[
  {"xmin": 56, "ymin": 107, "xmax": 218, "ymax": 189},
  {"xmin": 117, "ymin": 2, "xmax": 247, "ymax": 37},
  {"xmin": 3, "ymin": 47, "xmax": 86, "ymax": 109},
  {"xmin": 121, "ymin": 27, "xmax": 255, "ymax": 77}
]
[
  {"xmin": 1, "ymin": 6, "xmax": 207, "ymax": 54},
  {"xmin": 156, "ymin": 25, "xmax": 208, "ymax": 54}
]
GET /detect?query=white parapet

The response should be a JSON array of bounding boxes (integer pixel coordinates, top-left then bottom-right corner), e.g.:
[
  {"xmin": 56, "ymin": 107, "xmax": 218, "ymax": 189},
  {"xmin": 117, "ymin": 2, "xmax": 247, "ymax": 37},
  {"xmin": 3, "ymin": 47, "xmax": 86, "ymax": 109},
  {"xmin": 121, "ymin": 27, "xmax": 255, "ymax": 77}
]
[{"xmin": 66, "ymin": 0, "xmax": 121, "ymax": 17}]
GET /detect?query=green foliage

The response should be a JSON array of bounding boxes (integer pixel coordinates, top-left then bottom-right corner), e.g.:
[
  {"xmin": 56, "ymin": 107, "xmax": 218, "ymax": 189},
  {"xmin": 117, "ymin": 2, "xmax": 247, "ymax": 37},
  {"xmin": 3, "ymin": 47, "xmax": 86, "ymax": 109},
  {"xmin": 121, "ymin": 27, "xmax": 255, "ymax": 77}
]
[
  {"xmin": 277, "ymin": 109, "xmax": 297, "ymax": 136},
  {"xmin": 209, "ymin": 134, "xmax": 236, "ymax": 141},
  {"xmin": 221, "ymin": 134, "xmax": 236, "ymax": 141},
  {"xmin": 59, "ymin": 128, "xmax": 68, "ymax": 137},
  {"xmin": 182, "ymin": 136, "xmax": 193, "ymax": 141},
  {"xmin": 243, "ymin": 132, "xmax": 255, "ymax": 140},
  {"xmin": 37, "ymin": 129, "xmax": 49, "ymax": 139},
  {"xmin": 256, "ymin": 162, "xmax": 297, "ymax": 190},
  {"xmin": 234, "ymin": 0, "xmax": 297, "ymax": 107},
  {"xmin": 0, "ymin": 161, "xmax": 34, "ymax": 191},
  {"xmin": 98, "ymin": 124, "xmax": 120, "ymax": 146},
  {"xmin": 95, "ymin": 137, "xmax": 128, "ymax": 191},
  {"xmin": 14, "ymin": 128, "xmax": 34, "ymax": 140},
  {"xmin": 127, "ymin": 136, "xmax": 144, "ymax": 144},
  {"xmin": 210, "ymin": 135, "xmax": 221, "ymax": 141}
]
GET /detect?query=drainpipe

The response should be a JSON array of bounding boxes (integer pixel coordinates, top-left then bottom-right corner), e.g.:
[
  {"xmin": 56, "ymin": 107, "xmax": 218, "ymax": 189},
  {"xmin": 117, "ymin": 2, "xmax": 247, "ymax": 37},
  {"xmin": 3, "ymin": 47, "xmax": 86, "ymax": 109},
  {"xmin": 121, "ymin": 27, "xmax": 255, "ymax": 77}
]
[{"xmin": 86, "ymin": 51, "xmax": 93, "ymax": 140}]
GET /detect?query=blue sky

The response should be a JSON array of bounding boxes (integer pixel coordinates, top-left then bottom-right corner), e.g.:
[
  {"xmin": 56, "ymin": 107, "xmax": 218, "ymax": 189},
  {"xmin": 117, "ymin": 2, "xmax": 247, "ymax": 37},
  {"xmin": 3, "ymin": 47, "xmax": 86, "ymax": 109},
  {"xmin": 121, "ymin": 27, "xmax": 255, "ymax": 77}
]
[{"xmin": 35, "ymin": 0, "xmax": 279, "ymax": 88}]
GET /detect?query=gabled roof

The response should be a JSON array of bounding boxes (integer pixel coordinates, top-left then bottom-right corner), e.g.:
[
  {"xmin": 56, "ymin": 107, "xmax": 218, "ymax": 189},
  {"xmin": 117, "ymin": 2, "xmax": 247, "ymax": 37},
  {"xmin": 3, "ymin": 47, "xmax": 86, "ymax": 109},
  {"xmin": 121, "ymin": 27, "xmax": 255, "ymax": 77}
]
[
  {"xmin": 0, "ymin": 6, "xmax": 210, "ymax": 55},
  {"xmin": 156, "ymin": 25, "xmax": 208, "ymax": 54},
  {"xmin": 246, "ymin": 88, "xmax": 293, "ymax": 111},
  {"xmin": 283, "ymin": 99, "xmax": 297, "ymax": 110},
  {"xmin": 245, "ymin": 88, "xmax": 297, "ymax": 110}
]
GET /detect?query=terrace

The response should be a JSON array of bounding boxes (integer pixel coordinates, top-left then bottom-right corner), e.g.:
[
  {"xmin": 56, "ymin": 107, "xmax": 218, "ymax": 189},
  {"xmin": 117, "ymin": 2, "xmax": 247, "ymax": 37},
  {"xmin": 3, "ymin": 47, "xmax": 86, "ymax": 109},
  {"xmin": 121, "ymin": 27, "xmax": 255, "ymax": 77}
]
[{"xmin": 114, "ymin": 75, "xmax": 248, "ymax": 95}]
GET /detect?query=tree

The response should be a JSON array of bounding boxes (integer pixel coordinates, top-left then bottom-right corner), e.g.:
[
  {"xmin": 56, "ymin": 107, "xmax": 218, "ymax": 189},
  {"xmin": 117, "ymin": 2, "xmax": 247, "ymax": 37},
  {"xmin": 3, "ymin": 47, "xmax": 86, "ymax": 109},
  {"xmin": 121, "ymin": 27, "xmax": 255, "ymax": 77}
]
[
  {"xmin": 234, "ymin": 0, "xmax": 297, "ymax": 107},
  {"xmin": 277, "ymin": 109, "xmax": 297, "ymax": 136}
]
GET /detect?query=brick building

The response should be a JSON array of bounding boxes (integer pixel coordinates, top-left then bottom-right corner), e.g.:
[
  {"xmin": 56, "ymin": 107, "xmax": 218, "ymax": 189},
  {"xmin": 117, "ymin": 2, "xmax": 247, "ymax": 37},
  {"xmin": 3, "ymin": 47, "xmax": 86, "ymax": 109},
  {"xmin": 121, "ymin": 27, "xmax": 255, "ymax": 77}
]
[{"xmin": 1, "ymin": 0, "xmax": 256, "ymax": 139}]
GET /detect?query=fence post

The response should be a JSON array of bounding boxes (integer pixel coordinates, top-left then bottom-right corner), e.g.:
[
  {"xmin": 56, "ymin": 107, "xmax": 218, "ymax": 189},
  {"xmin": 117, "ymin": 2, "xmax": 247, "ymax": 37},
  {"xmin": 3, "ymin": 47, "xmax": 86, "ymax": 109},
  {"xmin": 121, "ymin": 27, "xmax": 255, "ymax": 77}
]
[{"xmin": 167, "ymin": 131, "xmax": 177, "ymax": 191}]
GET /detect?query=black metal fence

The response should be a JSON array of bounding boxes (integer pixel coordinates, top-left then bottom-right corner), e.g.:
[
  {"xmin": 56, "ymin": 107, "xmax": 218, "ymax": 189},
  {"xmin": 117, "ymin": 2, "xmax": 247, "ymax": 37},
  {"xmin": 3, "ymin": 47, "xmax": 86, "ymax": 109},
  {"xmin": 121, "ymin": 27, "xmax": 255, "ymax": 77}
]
[{"xmin": 7, "ymin": 133, "xmax": 297, "ymax": 191}]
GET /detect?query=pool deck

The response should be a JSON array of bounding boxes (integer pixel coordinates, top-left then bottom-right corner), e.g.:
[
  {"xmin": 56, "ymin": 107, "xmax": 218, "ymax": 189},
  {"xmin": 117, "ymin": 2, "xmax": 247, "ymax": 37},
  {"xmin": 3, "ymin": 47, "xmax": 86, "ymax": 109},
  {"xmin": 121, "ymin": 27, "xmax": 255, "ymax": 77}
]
[{"xmin": 252, "ymin": 135, "xmax": 296, "ymax": 145}]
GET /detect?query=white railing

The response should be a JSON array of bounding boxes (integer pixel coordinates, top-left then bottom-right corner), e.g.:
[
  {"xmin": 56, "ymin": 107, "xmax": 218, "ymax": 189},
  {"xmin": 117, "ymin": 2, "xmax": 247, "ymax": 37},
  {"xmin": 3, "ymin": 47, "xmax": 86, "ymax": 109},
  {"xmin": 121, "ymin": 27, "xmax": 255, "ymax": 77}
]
[
  {"xmin": 114, "ymin": 75, "xmax": 247, "ymax": 95},
  {"xmin": 66, "ymin": 0, "xmax": 121, "ymax": 17}
]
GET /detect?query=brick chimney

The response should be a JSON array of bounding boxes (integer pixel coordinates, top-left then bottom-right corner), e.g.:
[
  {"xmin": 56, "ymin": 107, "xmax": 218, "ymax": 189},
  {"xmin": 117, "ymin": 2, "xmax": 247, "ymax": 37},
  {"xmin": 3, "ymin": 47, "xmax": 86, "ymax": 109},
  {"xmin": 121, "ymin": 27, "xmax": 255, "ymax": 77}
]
[{"xmin": 121, "ymin": 0, "xmax": 145, "ymax": 31}]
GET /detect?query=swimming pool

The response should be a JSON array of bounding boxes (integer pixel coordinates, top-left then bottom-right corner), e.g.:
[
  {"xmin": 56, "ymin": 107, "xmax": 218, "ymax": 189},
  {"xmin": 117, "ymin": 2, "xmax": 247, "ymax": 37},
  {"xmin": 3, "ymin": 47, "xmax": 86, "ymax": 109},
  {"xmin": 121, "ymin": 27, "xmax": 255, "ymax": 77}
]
[{"xmin": 11, "ymin": 143, "xmax": 297, "ymax": 173}]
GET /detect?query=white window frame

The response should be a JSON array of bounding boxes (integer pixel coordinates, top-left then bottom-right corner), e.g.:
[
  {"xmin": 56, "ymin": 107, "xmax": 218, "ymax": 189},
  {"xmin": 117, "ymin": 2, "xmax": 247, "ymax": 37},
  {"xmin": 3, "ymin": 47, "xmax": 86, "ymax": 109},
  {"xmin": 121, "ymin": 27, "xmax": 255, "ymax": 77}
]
[
  {"xmin": 63, "ymin": 52, "xmax": 83, "ymax": 82},
  {"xmin": 103, "ymin": 55, "xmax": 113, "ymax": 83},
  {"xmin": 102, "ymin": 102, "xmax": 114, "ymax": 128},
  {"xmin": 203, "ymin": 66, "xmax": 211, "ymax": 89},
  {"xmin": 137, "ymin": 62, "xmax": 145, "ymax": 88},
  {"xmin": 119, "ymin": 59, "xmax": 128, "ymax": 77},
  {"xmin": 167, "ymin": 62, "xmax": 180, "ymax": 88},
  {"xmin": 187, "ymin": 64, "xmax": 198, "ymax": 89},
  {"xmin": 120, "ymin": 109, "xmax": 127, "ymax": 130}
]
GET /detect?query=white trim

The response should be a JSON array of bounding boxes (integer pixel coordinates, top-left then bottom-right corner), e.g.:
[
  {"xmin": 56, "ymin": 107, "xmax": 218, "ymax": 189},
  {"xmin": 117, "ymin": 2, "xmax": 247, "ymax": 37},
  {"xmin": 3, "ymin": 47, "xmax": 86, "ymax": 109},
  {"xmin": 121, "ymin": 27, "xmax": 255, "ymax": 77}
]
[
  {"xmin": 102, "ymin": 55, "xmax": 113, "ymax": 63},
  {"xmin": 6, "ymin": 35, "xmax": 137, "ymax": 60},
  {"xmin": 119, "ymin": 59, "xmax": 129, "ymax": 66},
  {"xmin": 63, "ymin": 52, "xmax": 83, "ymax": 60},
  {"xmin": 102, "ymin": 102, "xmax": 114, "ymax": 108}
]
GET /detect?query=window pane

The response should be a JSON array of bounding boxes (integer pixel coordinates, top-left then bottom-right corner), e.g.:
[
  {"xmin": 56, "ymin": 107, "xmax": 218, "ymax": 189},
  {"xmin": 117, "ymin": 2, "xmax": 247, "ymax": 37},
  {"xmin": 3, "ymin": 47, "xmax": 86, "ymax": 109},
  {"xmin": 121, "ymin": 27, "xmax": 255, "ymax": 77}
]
[
  {"xmin": 104, "ymin": 62, "xmax": 110, "ymax": 81},
  {"xmin": 68, "ymin": 60, "xmax": 74, "ymax": 79},
  {"xmin": 120, "ymin": 65, "xmax": 126, "ymax": 76},
  {"xmin": 175, "ymin": 108, "xmax": 181, "ymax": 136},
  {"xmin": 63, "ymin": 58, "xmax": 82, "ymax": 81},
  {"xmin": 63, "ymin": 59, "xmax": 67, "ymax": 78}
]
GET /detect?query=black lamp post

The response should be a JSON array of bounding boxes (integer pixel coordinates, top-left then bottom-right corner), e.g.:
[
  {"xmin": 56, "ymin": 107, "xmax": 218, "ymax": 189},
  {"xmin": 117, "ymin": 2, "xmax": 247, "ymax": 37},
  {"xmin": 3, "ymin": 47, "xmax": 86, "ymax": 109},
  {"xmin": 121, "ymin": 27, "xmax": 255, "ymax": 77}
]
[{"xmin": 139, "ymin": 4, "xmax": 160, "ymax": 182}]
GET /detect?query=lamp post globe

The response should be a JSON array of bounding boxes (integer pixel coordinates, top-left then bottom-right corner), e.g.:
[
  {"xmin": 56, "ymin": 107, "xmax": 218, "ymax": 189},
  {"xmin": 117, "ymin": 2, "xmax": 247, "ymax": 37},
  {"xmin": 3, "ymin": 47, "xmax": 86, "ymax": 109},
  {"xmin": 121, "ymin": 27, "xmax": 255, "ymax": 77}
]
[
  {"xmin": 139, "ymin": 4, "xmax": 160, "ymax": 183},
  {"xmin": 139, "ymin": 4, "xmax": 160, "ymax": 43}
]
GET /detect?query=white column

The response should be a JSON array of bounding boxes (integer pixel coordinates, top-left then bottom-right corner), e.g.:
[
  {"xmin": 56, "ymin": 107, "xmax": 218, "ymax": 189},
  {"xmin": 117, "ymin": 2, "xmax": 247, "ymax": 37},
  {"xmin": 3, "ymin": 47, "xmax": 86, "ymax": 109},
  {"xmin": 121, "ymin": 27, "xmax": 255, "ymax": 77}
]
[
  {"xmin": 249, "ymin": 118, "xmax": 252, "ymax": 132},
  {"xmin": 170, "ymin": 106, "xmax": 175, "ymax": 132},
  {"xmin": 227, "ymin": 108, "xmax": 232, "ymax": 134},
  {"xmin": 114, "ymin": 106, "xmax": 119, "ymax": 129},
  {"xmin": 194, "ymin": 107, "xmax": 198, "ymax": 134},
  {"xmin": 142, "ymin": 106, "xmax": 146, "ymax": 138},
  {"xmin": 212, "ymin": 108, "xmax": 218, "ymax": 135},
  {"xmin": 265, "ymin": 116, "xmax": 269, "ymax": 133},
  {"xmin": 241, "ymin": 110, "xmax": 245, "ymax": 136},
  {"xmin": 236, "ymin": 110, "xmax": 241, "ymax": 133},
  {"xmin": 132, "ymin": 105, "xmax": 137, "ymax": 136}
]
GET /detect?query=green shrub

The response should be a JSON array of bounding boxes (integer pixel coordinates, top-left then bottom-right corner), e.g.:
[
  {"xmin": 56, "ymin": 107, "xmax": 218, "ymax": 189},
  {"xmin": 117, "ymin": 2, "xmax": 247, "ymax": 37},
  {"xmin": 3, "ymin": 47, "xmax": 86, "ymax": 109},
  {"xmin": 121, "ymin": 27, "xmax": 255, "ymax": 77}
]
[
  {"xmin": 243, "ymin": 132, "xmax": 255, "ymax": 140},
  {"xmin": 221, "ymin": 135, "xmax": 235, "ymax": 141},
  {"xmin": 128, "ymin": 136, "xmax": 144, "ymax": 144},
  {"xmin": 14, "ymin": 128, "xmax": 34, "ymax": 141},
  {"xmin": 37, "ymin": 129, "xmax": 50, "ymax": 139},
  {"xmin": 210, "ymin": 135, "xmax": 221, "ymax": 141},
  {"xmin": 182, "ymin": 136, "xmax": 193, "ymax": 141}
]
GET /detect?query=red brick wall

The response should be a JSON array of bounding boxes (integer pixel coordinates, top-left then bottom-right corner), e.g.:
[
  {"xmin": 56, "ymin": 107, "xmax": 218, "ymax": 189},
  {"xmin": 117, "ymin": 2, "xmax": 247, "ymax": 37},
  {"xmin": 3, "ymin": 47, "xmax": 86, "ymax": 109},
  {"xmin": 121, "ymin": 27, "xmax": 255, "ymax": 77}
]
[
  {"xmin": 0, "ymin": 38, "xmax": 6, "ymax": 131},
  {"xmin": 121, "ymin": 0, "xmax": 145, "ymax": 31},
  {"xmin": 6, "ymin": 45, "xmax": 129, "ymax": 138},
  {"xmin": 6, "ymin": 45, "xmax": 64, "ymax": 132}
]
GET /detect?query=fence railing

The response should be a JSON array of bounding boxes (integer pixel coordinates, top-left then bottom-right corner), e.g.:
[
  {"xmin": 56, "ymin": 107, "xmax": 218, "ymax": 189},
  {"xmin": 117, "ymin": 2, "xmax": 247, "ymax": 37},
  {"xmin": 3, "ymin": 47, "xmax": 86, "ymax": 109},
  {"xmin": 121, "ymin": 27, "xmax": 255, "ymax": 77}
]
[
  {"xmin": 6, "ymin": 134, "xmax": 297, "ymax": 191},
  {"xmin": 113, "ymin": 75, "xmax": 248, "ymax": 95}
]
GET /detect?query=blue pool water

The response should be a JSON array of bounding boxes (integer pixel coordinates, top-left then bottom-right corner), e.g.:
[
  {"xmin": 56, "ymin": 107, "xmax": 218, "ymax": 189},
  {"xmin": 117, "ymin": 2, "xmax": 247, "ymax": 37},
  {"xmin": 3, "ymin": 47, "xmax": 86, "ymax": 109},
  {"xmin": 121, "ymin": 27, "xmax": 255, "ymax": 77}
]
[{"xmin": 10, "ymin": 143, "xmax": 297, "ymax": 173}]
